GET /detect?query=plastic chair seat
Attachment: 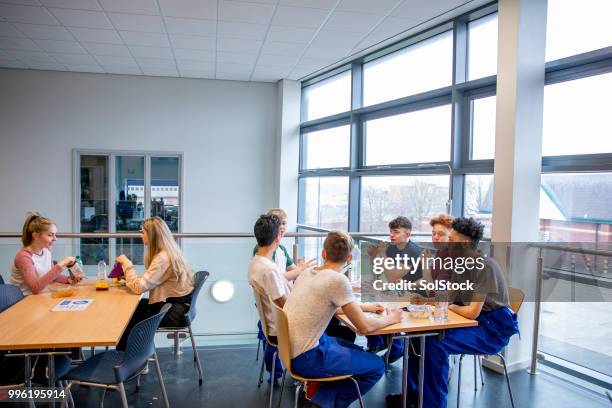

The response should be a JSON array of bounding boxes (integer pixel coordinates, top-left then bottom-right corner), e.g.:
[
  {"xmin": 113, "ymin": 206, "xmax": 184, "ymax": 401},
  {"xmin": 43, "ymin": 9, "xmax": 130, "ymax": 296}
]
[
  {"xmin": 290, "ymin": 373, "xmax": 353, "ymax": 383},
  {"xmin": 62, "ymin": 351, "xmax": 128, "ymax": 384}
]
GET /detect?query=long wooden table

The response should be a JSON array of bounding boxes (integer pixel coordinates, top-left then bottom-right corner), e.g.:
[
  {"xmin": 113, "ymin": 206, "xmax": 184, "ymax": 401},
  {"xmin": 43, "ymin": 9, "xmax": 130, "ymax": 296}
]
[
  {"xmin": 0, "ymin": 280, "xmax": 141, "ymax": 350},
  {"xmin": 337, "ymin": 302, "xmax": 478, "ymax": 408}
]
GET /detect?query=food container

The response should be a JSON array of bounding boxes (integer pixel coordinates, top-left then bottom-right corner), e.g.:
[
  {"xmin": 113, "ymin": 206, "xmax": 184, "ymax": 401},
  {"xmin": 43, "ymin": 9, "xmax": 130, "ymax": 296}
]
[{"xmin": 49, "ymin": 283, "xmax": 75, "ymax": 298}]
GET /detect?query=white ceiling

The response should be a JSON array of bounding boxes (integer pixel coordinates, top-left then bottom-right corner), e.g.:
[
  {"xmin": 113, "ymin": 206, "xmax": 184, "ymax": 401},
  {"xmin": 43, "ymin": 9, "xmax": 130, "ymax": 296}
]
[{"xmin": 0, "ymin": 0, "xmax": 479, "ymax": 82}]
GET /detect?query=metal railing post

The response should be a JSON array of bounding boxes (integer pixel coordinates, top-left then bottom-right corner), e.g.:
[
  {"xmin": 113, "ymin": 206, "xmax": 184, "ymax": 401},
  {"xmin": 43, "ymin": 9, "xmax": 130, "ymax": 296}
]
[{"xmin": 529, "ymin": 247, "xmax": 543, "ymax": 375}]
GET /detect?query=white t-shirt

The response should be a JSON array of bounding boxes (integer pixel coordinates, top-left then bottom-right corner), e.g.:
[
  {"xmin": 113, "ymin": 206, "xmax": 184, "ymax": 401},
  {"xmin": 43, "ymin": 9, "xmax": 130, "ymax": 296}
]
[
  {"xmin": 284, "ymin": 267, "xmax": 354, "ymax": 358},
  {"xmin": 10, "ymin": 248, "xmax": 54, "ymax": 295},
  {"xmin": 248, "ymin": 255, "xmax": 290, "ymax": 336}
]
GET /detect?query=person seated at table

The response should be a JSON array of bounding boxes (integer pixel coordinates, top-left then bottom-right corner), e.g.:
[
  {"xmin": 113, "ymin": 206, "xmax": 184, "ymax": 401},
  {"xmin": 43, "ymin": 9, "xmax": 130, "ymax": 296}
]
[
  {"xmin": 421, "ymin": 214, "xmax": 454, "ymax": 296},
  {"xmin": 285, "ymin": 231, "xmax": 403, "ymax": 408},
  {"xmin": 366, "ymin": 216, "xmax": 423, "ymax": 360},
  {"xmin": 11, "ymin": 212, "xmax": 79, "ymax": 295},
  {"xmin": 386, "ymin": 217, "xmax": 520, "ymax": 408},
  {"xmin": 115, "ymin": 216, "xmax": 194, "ymax": 352}
]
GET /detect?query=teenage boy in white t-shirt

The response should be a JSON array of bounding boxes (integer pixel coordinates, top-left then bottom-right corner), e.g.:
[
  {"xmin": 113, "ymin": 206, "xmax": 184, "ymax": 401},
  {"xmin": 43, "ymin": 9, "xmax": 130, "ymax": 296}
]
[
  {"xmin": 248, "ymin": 214, "xmax": 289, "ymax": 383},
  {"xmin": 285, "ymin": 231, "xmax": 403, "ymax": 408}
]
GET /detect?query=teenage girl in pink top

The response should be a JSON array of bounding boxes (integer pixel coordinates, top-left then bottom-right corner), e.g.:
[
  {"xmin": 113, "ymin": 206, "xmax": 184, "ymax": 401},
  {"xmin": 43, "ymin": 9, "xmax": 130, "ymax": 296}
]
[{"xmin": 10, "ymin": 212, "xmax": 79, "ymax": 295}]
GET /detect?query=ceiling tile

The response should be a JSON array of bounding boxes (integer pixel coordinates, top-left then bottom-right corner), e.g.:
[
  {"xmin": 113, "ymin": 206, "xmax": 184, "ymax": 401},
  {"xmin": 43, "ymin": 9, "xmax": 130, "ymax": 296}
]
[
  {"xmin": 215, "ymin": 71, "xmax": 250, "ymax": 81},
  {"xmin": 49, "ymin": 8, "xmax": 113, "ymax": 29},
  {"xmin": 0, "ymin": 59, "xmax": 28, "ymax": 68},
  {"xmin": 0, "ymin": 4, "xmax": 59, "ymax": 25},
  {"xmin": 176, "ymin": 59, "xmax": 214, "ymax": 71},
  {"xmin": 272, "ymin": 6, "xmax": 329, "ymax": 28},
  {"xmin": 120, "ymin": 30, "xmax": 169, "ymax": 47},
  {"xmin": 103, "ymin": 64, "xmax": 141, "ymax": 74},
  {"xmin": 107, "ymin": 13, "xmax": 165, "ymax": 33},
  {"xmin": 94, "ymin": 54, "xmax": 138, "ymax": 66},
  {"xmin": 336, "ymin": 0, "xmax": 400, "ymax": 14},
  {"xmin": 0, "ymin": 21, "xmax": 25, "ymax": 37},
  {"xmin": 217, "ymin": 51, "xmax": 257, "ymax": 64},
  {"xmin": 324, "ymin": 11, "xmax": 381, "ymax": 33},
  {"xmin": 218, "ymin": 1, "xmax": 275, "ymax": 24},
  {"xmin": 267, "ymin": 25, "xmax": 316, "ymax": 43},
  {"xmin": 65, "ymin": 63, "xmax": 105, "ymax": 73},
  {"xmin": 3, "ymin": 49, "xmax": 55, "ymax": 62},
  {"xmin": 179, "ymin": 68, "xmax": 214, "ymax": 78},
  {"xmin": 173, "ymin": 48, "xmax": 215, "ymax": 61},
  {"xmin": 26, "ymin": 61, "xmax": 66, "ymax": 70},
  {"xmin": 0, "ymin": 36, "xmax": 41, "ymax": 51},
  {"xmin": 36, "ymin": 39, "xmax": 86, "ymax": 53},
  {"xmin": 216, "ymin": 62, "xmax": 252, "ymax": 74},
  {"xmin": 392, "ymin": 0, "xmax": 464, "ymax": 21},
  {"xmin": 39, "ymin": 0, "xmax": 101, "ymax": 10},
  {"xmin": 288, "ymin": 67, "xmax": 313, "ymax": 79},
  {"xmin": 164, "ymin": 17, "xmax": 216, "ymax": 37},
  {"xmin": 135, "ymin": 57, "xmax": 176, "ymax": 69},
  {"xmin": 82, "ymin": 42, "xmax": 131, "ymax": 56},
  {"xmin": 51, "ymin": 52, "xmax": 97, "ymax": 64},
  {"xmin": 305, "ymin": 29, "xmax": 362, "ymax": 57},
  {"xmin": 128, "ymin": 45, "xmax": 173, "ymax": 58},
  {"xmin": 99, "ymin": 0, "xmax": 160, "ymax": 15},
  {"xmin": 261, "ymin": 41, "xmax": 306, "ymax": 57},
  {"xmin": 278, "ymin": 0, "xmax": 337, "ymax": 9},
  {"xmin": 252, "ymin": 65, "xmax": 290, "ymax": 78},
  {"xmin": 352, "ymin": 16, "xmax": 417, "ymax": 52},
  {"xmin": 257, "ymin": 53, "xmax": 299, "ymax": 67},
  {"xmin": 142, "ymin": 66, "xmax": 179, "ymax": 76},
  {"xmin": 159, "ymin": 0, "xmax": 217, "ymax": 20},
  {"xmin": 217, "ymin": 37, "xmax": 261, "ymax": 54},
  {"xmin": 169, "ymin": 34, "xmax": 215, "ymax": 51},
  {"xmin": 68, "ymin": 27, "xmax": 123, "ymax": 43},
  {"xmin": 297, "ymin": 56, "xmax": 335, "ymax": 69},
  {"xmin": 217, "ymin": 21, "xmax": 267, "ymax": 40},
  {"xmin": 13, "ymin": 23, "xmax": 73, "ymax": 40},
  {"xmin": 0, "ymin": 0, "xmax": 40, "ymax": 6}
]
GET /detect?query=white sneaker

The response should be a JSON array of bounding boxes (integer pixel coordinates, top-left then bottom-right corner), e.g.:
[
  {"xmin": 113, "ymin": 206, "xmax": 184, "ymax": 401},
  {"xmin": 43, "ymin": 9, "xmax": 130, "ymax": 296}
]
[{"xmin": 141, "ymin": 363, "xmax": 149, "ymax": 375}]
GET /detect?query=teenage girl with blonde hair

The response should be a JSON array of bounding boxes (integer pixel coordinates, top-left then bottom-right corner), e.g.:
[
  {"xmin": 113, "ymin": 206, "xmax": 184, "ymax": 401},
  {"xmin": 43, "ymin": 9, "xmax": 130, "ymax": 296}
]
[
  {"xmin": 115, "ymin": 216, "xmax": 194, "ymax": 351},
  {"xmin": 11, "ymin": 212, "xmax": 78, "ymax": 295}
]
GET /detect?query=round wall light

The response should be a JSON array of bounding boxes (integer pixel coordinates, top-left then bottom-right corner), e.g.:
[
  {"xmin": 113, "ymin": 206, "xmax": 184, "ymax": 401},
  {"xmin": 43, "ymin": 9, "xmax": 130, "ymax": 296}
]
[{"xmin": 211, "ymin": 280, "xmax": 235, "ymax": 303}]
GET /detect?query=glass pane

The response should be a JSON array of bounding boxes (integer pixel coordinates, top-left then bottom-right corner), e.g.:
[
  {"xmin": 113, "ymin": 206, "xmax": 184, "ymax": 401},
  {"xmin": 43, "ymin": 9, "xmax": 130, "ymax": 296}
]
[
  {"xmin": 151, "ymin": 156, "xmax": 180, "ymax": 232},
  {"xmin": 303, "ymin": 125, "xmax": 350, "ymax": 169},
  {"xmin": 363, "ymin": 31, "xmax": 453, "ymax": 106},
  {"xmin": 116, "ymin": 156, "xmax": 145, "ymax": 263},
  {"xmin": 464, "ymin": 174, "xmax": 494, "ymax": 237},
  {"xmin": 302, "ymin": 177, "xmax": 349, "ymax": 230},
  {"xmin": 79, "ymin": 155, "xmax": 108, "ymax": 265},
  {"xmin": 468, "ymin": 13, "xmax": 498, "ymax": 80},
  {"xmin": 360, "ymin": 175, "xmax": 449, "ymax": 233},
  {"xmin": 546, "ymin": 0, "xmax": 612, "ymax": 61},
  {"xmin": 543, "ymin": 73, "xmax": 612, "ymax": 156},
  {"xmin": 471, "ymin": 95, "xmax": 496, "ymax": 160},
  {"xmin": 302, "ymin": 71, "xmax": 351, "ymax": 121},
  {"xmin": 365, "ymin": 105, "xmax": 451, "ymax": 165},
  {"xmin": 539, "ymin": 172, "xmax": 612, "ymax": 242}
]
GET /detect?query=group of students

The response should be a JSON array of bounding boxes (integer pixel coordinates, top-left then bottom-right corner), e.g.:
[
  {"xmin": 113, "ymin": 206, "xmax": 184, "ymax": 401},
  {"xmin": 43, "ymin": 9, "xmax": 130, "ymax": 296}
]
[
  {"xmin": 248, "ymin": 209, "xmax": 519, "ymax": 408},
  {"xmin": 2, "ymin": 211, "xmax": 196, "ymax": 383}
]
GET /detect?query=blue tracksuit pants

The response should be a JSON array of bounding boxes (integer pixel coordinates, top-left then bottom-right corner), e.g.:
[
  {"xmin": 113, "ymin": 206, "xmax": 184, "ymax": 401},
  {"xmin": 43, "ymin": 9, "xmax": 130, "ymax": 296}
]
[
  {"xmin": 407, "ymin": 307, "xmax": 519, "ymax": 408},
  {"xmin": 257, "ymin": 321, "xmax": 283, "ymax": 381},
  {"xmin": 291, "ymin": 334, "xmax": 385, "ymax": 408}
]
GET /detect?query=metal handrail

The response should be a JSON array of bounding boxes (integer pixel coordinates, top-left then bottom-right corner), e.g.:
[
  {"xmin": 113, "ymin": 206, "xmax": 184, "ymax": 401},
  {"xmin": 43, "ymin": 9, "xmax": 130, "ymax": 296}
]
[
  {"xmin": 529, "ymin": 242, "xmax": 612, "ymax": 257},
  {"xmin": 0, "ymin": 231, "xmax": 389, "ymax": 239}
]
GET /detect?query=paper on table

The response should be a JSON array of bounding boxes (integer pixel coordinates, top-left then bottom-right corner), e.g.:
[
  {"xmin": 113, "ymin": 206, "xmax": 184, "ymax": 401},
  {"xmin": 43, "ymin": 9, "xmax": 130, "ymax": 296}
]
[{"xmin": 51, "ymin": 299, "xmax": 93, "ymax": 312}]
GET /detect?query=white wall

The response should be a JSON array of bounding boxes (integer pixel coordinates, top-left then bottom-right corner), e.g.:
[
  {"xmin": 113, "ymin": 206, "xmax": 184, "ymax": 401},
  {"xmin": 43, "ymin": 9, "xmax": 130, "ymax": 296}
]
[{"xmin": 0, "ymin": 68, "xmax": 279, "ymax": 344}]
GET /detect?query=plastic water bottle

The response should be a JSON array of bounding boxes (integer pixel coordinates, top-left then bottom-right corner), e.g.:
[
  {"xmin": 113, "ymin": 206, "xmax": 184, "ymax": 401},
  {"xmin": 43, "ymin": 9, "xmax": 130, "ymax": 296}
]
[
  {"xmin": 351, "ymin": 244, "xmax": 361, "ymax": 284},
  {"xmin": 97, "ymin": 260, "xmax": 107, "ymax": 281}
]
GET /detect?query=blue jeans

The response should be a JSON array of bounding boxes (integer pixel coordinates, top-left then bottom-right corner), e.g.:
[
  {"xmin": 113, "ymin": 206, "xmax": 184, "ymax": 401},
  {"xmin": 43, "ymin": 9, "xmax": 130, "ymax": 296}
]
[
  {"xmin": 291, "ymin": 334, "xmax": 385, "ymax": 408},
  {"xmin": 257, "ymin": 321, "xmax": 282, "ymax": 381}
]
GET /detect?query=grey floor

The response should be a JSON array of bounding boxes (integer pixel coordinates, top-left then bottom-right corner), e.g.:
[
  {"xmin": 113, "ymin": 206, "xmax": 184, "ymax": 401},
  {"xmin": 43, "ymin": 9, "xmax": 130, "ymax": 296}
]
[{"xmin": 49, "ymin": 345, "xmax": 611, "ymax": 407}]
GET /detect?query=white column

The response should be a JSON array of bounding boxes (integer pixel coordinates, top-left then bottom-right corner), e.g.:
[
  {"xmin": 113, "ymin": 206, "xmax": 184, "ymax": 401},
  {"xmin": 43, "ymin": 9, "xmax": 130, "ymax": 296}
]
[{"xmin": 488, "ymin": 0, "xmax": 548, "ymax": 373}]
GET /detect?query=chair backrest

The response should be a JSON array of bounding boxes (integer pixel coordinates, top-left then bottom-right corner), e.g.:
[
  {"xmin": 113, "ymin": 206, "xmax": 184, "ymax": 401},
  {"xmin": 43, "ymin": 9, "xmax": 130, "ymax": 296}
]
[
  {"xmin": 115, "ymin": 303, "xmax": 171, "ymax": 382},
  {"xmin": 270, "ymin": 299, "xmax": 294, "ymax": 376},
  {"xmin": 186, "ymin": 271, "xmax": 210, "ymax": 324},
  {"xmin": 508, "ymin": 287, "xmax": 525, "ymax": 314},
  {"xmin": 0, "ymin": 284, "xmax": 23, "ymax": 313},
  {"xmin": 252, "ymin": 287, "xmax": 273, "ymax": 343}
]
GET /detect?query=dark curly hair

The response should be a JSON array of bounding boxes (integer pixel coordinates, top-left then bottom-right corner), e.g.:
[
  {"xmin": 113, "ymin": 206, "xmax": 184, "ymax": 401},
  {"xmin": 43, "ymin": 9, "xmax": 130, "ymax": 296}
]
[
  {"xmin": 389, "ymin": 216, "xmax": 412, "ymax": 231},
  {"xmin": 254, "ymin": 214, "xmax": 280, "ymax": 247},
  {"xmin": 452, "ymin": 217, "xmax": 484, "ymax": 247}
]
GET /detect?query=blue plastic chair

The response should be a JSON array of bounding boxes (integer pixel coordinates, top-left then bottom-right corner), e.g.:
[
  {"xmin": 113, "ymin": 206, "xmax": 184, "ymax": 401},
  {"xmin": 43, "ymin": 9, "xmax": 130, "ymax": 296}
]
[
  {"xmin": 157, "ymin": 270, "xmax": 209, "ymax": 385},
  {"xmin": 0, "ymin": 283, "xmax": 21, "ymax": 313},
  {"xmin": 60, "ymin": 303, "xmax": 172, "ymax": 408}
]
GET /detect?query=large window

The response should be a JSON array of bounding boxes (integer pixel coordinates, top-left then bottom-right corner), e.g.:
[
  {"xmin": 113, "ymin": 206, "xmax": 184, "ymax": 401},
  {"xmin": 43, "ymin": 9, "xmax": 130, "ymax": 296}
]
[
  {"xmin": 302, "ymin": 70, "xmax": 351, "ymax": 121},
  {"xmin": 471, "ymin": 95, "xmax": 496, "ymax": 160},
  {"xmin": 363, "ymin": 31, "xmax": 453, "ymax": 106},
  {"xmin": 468, "ymin": 13, "xmax": 498, "ymax": 80},
  {"xmin": 303, "ymin": 125, "xmax": 350, "ymax": 169},
  {"xmin": 464, "ymin": 174, "xmax": 494, "ymax": 237},
  {"xmin": 301, "ymin": 177, "xmax": 349, "ymax": 230},
  {"xmin": 76, "ymin": 151, "xmax": 182, "ymax": 265}
]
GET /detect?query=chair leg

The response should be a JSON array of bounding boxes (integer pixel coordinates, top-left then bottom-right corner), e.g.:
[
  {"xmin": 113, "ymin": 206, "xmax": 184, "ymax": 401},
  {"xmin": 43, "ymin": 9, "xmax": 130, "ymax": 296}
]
[
  {"xmin": 100, "ymin": 387, "xmax": 107, "ymax": 408},
  {"xmin": 258, "ymin": 343, "xmax": 268, "ymax": 387},
  {"xmin": 277, "ymin": 370, "xmax": 287, "ymax": 408},
  {"xmin": 473, "ymin": 355, "xmax": 478, "ymax": 391},
  {"xmin": 269, "ymin": 351, "xmax": 277, "ymax": 408},
  {"xmin": 294, "ymin": 383, "xmax": 302, "ymax": 408},
  {"xmin": 188, "ymin": 325, "xmax": 204, "ymax": 385},
  {"xmin": 349, "ymin": 377, "xmax": 365, "ymax": 408},
  {"xmin": 153, "ymin": 352, "xmax": 170, "ymax": 408},
  {"xmin": 136, "ymin": 374, "xmax": 141, "ymax": 391},
  {"xmin": 256, "ymin": 338, "xmax": 261, "ymax": 361},
  {"xmin": 60, "ymin": 381, "xmax": 72, "ymax": 408},
  {"xmin": 117, "ymin": 382, "xmax": 129, "ymax": 408},
  {"xmin": 498, "ymin": 353, "xmax": 515, "ymax": 408},
  {"xmin": 457, "ymin": 354, "xmax": 464, "ymax": 408},
  {"xmin": 173, "ymin": 331, "xmax": 182, "ymax": 356},
  {"xmin": 478, "ymin": 356, "xmax": 485, "ymax": 386},
  {"xmin": 90, "ymin": 347, "xmax": 95, "ymax": 357}
]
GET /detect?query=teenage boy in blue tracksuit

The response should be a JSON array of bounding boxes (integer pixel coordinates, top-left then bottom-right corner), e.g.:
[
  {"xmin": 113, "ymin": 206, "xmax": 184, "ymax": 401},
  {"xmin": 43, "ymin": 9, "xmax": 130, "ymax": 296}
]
[
  {"xmin": 386, "ymin": 217, "xmax": 520, "ymax": 408},
  {"xmin": 285, "ymin": 231, "xmax": 403, "ymax": 408}
]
